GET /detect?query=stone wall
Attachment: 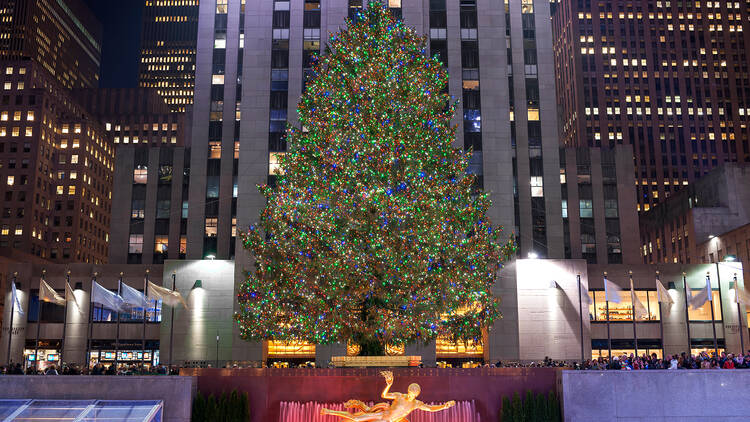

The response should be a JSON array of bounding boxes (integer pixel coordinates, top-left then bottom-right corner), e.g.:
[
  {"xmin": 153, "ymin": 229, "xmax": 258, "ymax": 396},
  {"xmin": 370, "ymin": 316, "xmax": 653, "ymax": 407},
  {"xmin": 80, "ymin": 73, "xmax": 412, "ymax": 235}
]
[
  {"xmin": 0, "ymin": 375, "xmax": 196, "ymax": 422},
  {"xmin": 562, "ymin": 370, "xmax": 750, "ymax": 421}
]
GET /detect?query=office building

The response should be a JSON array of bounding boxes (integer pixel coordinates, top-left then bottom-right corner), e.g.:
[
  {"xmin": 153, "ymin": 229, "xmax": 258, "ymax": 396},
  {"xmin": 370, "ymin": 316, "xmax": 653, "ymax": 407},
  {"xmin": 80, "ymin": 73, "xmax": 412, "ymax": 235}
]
[
  {"xmin": 552, "ymin": 0, "xmax": 750, "ymax": 212},
  {"xmin": 640, "ymin": 163, "xmax": 750, "ymax": 281},
  {"xmin": 0, "ymin": 61, "xmax": 114, "ymax": 264},
  {"xmin": 139, "ymin": 0, "xmax": 200, "ymax": 112},
  {"xmin": 71, "ymin": 88, "xmax": 189, "ymax": 265},
  {"xmin": 185, "ymin": 0, "xmax": 564, "ymax": 269},
  {"xmin": 0, "ymin": 0, "xmax": 101, "ymax": 89}
]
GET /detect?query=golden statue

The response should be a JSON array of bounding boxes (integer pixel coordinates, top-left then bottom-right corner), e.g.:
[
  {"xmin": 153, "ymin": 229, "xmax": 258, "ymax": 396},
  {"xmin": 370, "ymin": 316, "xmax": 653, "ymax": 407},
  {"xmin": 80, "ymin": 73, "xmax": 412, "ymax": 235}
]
[{"xmin": 321, "ymin": 371, "xmax": 455, "ymax": 421}]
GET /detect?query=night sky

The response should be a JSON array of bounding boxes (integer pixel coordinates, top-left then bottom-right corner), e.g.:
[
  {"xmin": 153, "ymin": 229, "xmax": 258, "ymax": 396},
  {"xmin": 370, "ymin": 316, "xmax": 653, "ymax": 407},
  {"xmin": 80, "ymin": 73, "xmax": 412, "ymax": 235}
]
[{"xmin": 84, "ymin": 0, "xmax": 144, "ymax": 88}]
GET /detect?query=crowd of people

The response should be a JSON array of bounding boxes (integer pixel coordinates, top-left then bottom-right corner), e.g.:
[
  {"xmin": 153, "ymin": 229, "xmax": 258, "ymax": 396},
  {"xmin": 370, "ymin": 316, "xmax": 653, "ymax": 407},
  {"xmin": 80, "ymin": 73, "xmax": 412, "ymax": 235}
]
[
  {"xmin": 4, "ymin": 352, "xmax": 750, "ymax": 374},
  {"xmin": 575, "ymin": 351, "xmax": 750, "ymax": 370},
  {"xmin": 0, "ymin": 362, "xmax": 181, "ymax": 376}
]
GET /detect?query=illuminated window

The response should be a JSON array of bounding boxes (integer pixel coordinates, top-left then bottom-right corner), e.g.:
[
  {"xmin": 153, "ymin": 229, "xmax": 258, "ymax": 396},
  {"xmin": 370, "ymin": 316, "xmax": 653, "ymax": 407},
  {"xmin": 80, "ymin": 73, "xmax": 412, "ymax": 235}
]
[
  {"xmin": 17, "ymin": 82, "xmax": 23, "ymax": 90},
  {"xmin": 527, "ymin": 108, "xmax": 540, "ymax": 121},
  {"xmin": 26, "ymin": 111, "xmax": 34, "ymax": 121},
  {"xmin": 208, "ymin": 141, "xmax": 222, "ymax": 159},
  {"xmin": 6, "ymin": 175, "xmax": 14, "ymax": 186},
  {"xmin": 4, "ymin": 67, "xmax": 12, "ymax": 74},
  {"xmin": 216, "ymin": 0, "xmax": 227, "ymax": 13},
  {"xmin": 129, "ymin": 234, "xmax": 144, "ymax": 254},
  {"xmin": 62, "ymin": 124, "xmax": 69, "ymax": 134},
  {"xmin": 70, "ymin": 171, "xmax": 77, "ymax": 180},
  {"xmin": 13, "ymin": 111, "xmax": 20, "ymax": 121},
  {"xmin": 70, "ymin": 154, "xmax": 78, "ymax": 164},
  {"xmin": 154, "ymin": 236, "xmax": 168, "ymax": 254},
  {"xmin": 0, "ymin": 225, "xmax": 8, "ymax": 235},
  {"xmin": 12, "ymin": 127, "xmax": 19, "ymax": 137},
  {"xmin": 530, "ymin": 177, "xmax": 543, "ymax": 197},
  {"xmin": 205, "ymin": 218, "xmax": 218, "ymax": 237},
  {"xmin": 388, "ymin": 0, "xmax": 401, "ymax": 6},
  {"xmin": 68, "ymin": 186, "xmax": 75, "ymax": 195},
  {"xmin": 212, "ymin": 74, "xmax": 225, "ymax": 85},
  {"xmin": 561, "ymin": 199, "xmax": 568, "ymax": 218},
  {"xmin": 590, "ymin": 290, "xmax": 660, "ymax": 321},
  {"xmin": 688, "ymin": 290, "xmax": 722, "ymax": 321},
  {"xmin": 579, "ymin": 200, "xmax": 593, "ymax": 218},
  {"xmin": 3, "ymin": 82, "xmax": 11, "ymax": 90},
  {"xmin": 267, "ymin": 340, "xmax": 316, "ymax": 357},
  {"xmin": 133, "ymin": 168, "xmax": 148, "ymax": 184},
  {"xmin": 14, "ymin": 225, "xmax": 22, "ymax": 236},
  {"xmin": 0, "ymin": 112, "xmax": 7, "ymax": 121},
  {"xmin": 56, "ymin": 185, "xmax": 64, "ymax": 195},
  {"xmin": 269, "ymin": 153, "xmax": 285, "ymax": 175},
  {"xmin": 24, "ymin": 127, "xmax": 32, "ymax": 137}
]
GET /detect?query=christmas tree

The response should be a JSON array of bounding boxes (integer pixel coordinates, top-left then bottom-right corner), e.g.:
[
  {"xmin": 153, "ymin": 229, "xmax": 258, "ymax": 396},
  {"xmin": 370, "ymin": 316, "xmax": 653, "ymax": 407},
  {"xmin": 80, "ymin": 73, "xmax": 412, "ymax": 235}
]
[{"xmin": 236, "ymin": 1, "xmax": 513, "ymax": 355}]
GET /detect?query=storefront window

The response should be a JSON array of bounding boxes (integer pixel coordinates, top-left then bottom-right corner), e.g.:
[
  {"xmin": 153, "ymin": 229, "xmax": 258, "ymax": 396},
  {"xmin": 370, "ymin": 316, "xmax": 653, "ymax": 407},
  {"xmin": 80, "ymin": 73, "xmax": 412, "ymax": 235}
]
[
  {"xmin": 590, "ymin": 290, "xmax": 660, "ymax": 321},
  {"xmin": 267, "ymin": 340, "xmax": 315, "ymax": 357},
  {"xmin": 688, "ymin": 291, "xmax": 722, "ymax": 321},
  {"xmin": 436, "ymin": 337, "xmax": 483, "ymax": 357}
]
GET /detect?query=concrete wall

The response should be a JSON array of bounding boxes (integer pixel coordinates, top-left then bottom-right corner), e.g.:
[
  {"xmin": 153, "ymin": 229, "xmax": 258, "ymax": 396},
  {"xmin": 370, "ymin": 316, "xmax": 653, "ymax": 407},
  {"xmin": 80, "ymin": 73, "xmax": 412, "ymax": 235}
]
[
  {"xmin": 562, "ymin": 370, "xmax": 750, "ymax": 421},
  {"xmin": 0, "ymin": 375, "xmax": 195, "ymax": 422},
  {"xmin": 161, "ymin": 260, "xmax": 240, "ymax": 365},
  {"xmin": 516, "ymin": 259, "xmax": 591, "ymax": 361}
]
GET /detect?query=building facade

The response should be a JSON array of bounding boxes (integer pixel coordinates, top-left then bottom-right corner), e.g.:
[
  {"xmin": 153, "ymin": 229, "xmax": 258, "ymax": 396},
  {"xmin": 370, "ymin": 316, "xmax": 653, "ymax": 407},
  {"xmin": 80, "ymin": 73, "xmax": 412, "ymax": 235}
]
[
  {"xmin": 0, "ymin": 61, "xmax": 114, "ymax": 264},
  {"xmin": 139, "ymin": 0, "xmax": 200, "ymax": 112},
  {"xmin": 560, "ymin": 144, "xmax": 641, "ymax": 264},
  {"xmin": 0, "ymin": 0, "xmax": 101, "ymax": 89},
  {"xmin": 552, "ymin": 0, "xmax": 750, "ymax": 212},
  {"xmin": 70, "ymin": 88, "xmax": 190, "ymax": 265},
  {"xmin": 640, "ymin": 163, "xmax": 750, "ymax": 265},
  {"xmin": 184, "ymin": 0, "xmax": 563, "ymax": 267},
  {"xmin": 1, "ymin": 259, "xmax": 747, "ymax": 368}
]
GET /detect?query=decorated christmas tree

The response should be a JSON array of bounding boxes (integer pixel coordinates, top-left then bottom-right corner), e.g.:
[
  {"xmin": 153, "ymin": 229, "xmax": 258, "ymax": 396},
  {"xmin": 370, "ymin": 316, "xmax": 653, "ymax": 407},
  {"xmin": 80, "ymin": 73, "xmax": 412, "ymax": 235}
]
[{"xmin": 236, "ymin": 1, "xmax": 513, "ymax": 355}]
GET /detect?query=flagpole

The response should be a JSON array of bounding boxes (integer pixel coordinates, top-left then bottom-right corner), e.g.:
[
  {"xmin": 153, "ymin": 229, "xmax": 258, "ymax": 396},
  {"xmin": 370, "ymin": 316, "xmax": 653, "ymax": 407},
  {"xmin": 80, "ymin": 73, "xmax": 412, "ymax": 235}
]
[
  {"xmin": 86, "ymin": 273, "xmax": 97, "ymax": 371},
  {"xmin": 656, "ymin": 271, "xmax": 666, "ymax": 359},
  {"xmin": 577, "ymin": 274, "xmax": 585, "ymax": 363},
  {"xmin": 708, "ymin": 272, "xmax": 718, "ymax": 356},
  {"xmin": 114, "ymin": 273, "xmax": 122, "ymax": 370},
  {"xmin": 142, "ymin": 269, "xmax": 149, "ymax": 368},
  {"xmin": 605, "ymin": 272, "xmax": 612, "ymax": 360},
  {"xmin": 629, "ymin": 270, "xmax": 638, "ymax": 357},
  {"xmin": 735, "ymin": 274, "xmax": 745, "ymax": 355},
  {"xmin": 168, "ymin": 270, "xmax": 176, "ymax": 366},
  {"xmin": 6, "ymin": 272, "xmax": 17, "ymax": 366},
  {"xmin": 682, "ymin": 272, "xmax": 692, "ymax": 355},
  {"xmin": 60, "ymin": 270, "xmax": 70, "ymax": 365},
  {"xmin": 34, "ymin": 269, "xmax": 46, "ymax": 373}
]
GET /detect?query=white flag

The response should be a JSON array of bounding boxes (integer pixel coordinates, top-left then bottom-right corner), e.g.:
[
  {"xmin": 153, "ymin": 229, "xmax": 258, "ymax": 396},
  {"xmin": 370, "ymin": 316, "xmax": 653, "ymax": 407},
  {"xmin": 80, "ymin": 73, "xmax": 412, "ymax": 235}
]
[
  {"xmin": 656, "ymin": 279, "xmax": 674, "ymax": 304},
  {"xmin": 121, "ymin": 282, "xmax": 149, "ymax": 309},
  {"xmin": 11, "ymin": 282, "xmax": 24, "ymax": 316},
  {"xmin": 66, "ymin": 281, "xmax": 83, "ymax": 314},
  {"xmin": 580, "ymin": 281, "xmax": 592, "ymax": 304},
  {"xmin": 630, "ymin": 278, "xmax": 649, "ymax": 320},
  {"xmin": 604, "ymin": 277, "xmax": 623, "ymax": 303},
  {"xmin": 689, "ymin": 277, "xmax": 712, "ymax": 310},
  {"xmin": 91, "ymin": 281, "xmax": 126, "ymax": 312},
  {"xmin": 147, "ymin": 280, "xmax": 188, "ymax": 309},
  {"xmin": 39, "ymin": 279, "xmax": 65, "ymax": 306}
]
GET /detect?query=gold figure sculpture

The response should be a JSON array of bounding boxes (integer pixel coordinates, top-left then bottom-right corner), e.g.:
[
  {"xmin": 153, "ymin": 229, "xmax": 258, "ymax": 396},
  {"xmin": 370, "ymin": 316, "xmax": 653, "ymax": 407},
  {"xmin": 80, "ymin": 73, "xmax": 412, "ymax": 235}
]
[{"xmin": 321, "ymin": 371, "xmax": 456, "ymax": 421}]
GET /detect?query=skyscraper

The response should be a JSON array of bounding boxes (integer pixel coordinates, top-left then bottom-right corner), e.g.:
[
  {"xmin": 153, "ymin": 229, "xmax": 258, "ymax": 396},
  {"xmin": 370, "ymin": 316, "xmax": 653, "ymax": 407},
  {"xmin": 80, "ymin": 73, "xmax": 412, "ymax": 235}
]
[
  {"xmin": 552, "ymin": 0, "xmax": 750, "ymax": 212},
  {"xmin": 0, "ymin": 0, "xmax": 102, "ymax": 89},
  {"xmin": 0, "ymin": 61, "xmax": 114, "ymax": 264},
  {"xmin": 139, "ymin": 0, "xmax": 200, "ymax": 112}
]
